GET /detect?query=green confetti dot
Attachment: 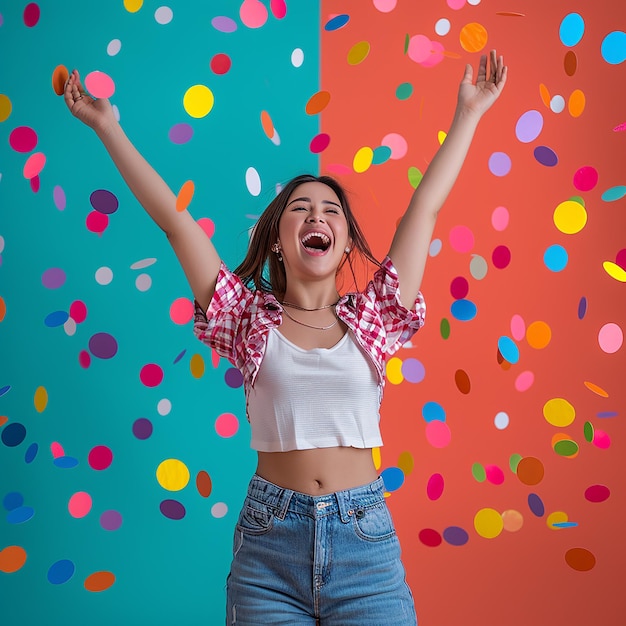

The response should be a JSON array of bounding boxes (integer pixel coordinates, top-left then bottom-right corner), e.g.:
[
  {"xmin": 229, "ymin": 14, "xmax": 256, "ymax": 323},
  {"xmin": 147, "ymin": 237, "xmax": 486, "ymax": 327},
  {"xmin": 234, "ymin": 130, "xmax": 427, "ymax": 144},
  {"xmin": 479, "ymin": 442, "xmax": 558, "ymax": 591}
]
[
  {"xmin": 554, "ymin": 439, "xmax": 579, "ymax": 457},
  {"xmin": 396, "ymin": 82, "xmax": 413, "ymax": 100},
  {"xmin": 583, "ymin": 421, "xmax": 594, "ymax": 443},
  {"xmin": 509, "ymin": 453, "xmax": 523, "ymax": 473},
  {"xmin": 440, "ymin": 318, "xmax": 450, "ymax": 340},
  {"xmin": 472, "ymin": 462, "xmax": 486, "ymax": 482},
  {"xmin": 408, "ymin": 166, "xmax": 423, "ymax": 189},
  {"xmin": 404, "ymin": 33, "xmax": 410, "ymax": 54}
]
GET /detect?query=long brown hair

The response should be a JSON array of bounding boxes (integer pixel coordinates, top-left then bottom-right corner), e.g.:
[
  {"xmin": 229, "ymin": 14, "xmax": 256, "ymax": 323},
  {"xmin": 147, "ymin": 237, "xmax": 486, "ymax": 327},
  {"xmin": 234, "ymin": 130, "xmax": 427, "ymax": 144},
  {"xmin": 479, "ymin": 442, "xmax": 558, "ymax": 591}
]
[{"xmin": 234, "ymin": 174, "xmax": 380, "ymax": 297}]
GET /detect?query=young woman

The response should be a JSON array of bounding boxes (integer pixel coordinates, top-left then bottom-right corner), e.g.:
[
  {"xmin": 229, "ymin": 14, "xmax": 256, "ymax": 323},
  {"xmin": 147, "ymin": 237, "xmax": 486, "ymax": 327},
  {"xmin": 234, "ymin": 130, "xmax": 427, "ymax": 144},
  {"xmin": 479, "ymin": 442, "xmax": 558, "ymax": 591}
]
[{"xmin": 65, "ymin": 50, "xmax": 506, "ymax": 625}]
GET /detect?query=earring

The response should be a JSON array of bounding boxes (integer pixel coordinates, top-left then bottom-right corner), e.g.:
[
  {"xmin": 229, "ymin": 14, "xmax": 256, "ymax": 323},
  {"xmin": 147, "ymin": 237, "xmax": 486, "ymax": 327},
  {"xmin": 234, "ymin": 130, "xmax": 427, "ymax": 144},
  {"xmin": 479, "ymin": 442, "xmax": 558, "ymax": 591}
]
[
  {"xmin": 345, "ymin": 247, "xmax": 351, "ymax": 254},
  {"xmin": 271, "ymin": 242, "xmax": 283, "ymax": 262}
]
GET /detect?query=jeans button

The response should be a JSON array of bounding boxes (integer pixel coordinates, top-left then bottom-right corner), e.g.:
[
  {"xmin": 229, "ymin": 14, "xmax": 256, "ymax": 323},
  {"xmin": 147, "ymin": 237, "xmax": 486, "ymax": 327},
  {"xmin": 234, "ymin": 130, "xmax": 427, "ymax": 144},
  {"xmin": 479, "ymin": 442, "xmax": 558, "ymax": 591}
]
[
  {"xmin": 355, "ymin": 508, "xmax": 365, "ymax": 519},
  {"xmin": 348, "ymin": 509, "xmax": 354, "ymax": 516}
]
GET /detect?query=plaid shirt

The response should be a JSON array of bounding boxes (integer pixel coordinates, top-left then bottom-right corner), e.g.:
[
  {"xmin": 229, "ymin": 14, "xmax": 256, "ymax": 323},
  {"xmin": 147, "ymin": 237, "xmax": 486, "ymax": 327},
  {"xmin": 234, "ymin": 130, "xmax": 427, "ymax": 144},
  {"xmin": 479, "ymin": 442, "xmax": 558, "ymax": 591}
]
[{"xmin": 193, "ymin": 256, "xmax": 426, "ymax": 393}]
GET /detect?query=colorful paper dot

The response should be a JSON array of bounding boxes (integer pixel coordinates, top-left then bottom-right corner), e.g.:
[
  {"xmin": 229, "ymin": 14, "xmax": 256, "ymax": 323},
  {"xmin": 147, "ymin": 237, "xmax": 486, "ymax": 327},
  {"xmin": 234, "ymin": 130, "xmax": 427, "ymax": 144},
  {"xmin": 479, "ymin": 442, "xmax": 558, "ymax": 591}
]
[
  {"xmin": 88, "ymin": 332, "xmax": 118, "ymax": 359},
  {"xmin": 196, "ymin": 471, "xmax": 212, "ymax": 498},
  {"xmin": 100, "ymin": 510, "xmax": 123, "ymax": 531},
  {"xmin": 90, "ymin": 189, "xmax": 119, "ymax": 214},
  {"xmin": 425, "ymin": 420, "xmax": 451, "ymax": 448},
  {"xmin": 426, "ymin": 473, "xmax": 444, "ymax": 500},
  {"xmin": 347, "ymin": 41, "xmax": 370, "ymax": 65},
  {"xmin": 183, "ymin": 85, "xmax": 214, "ymax": 118},
  {"xmin": 23, "ymin": 3, "xmax": 40, "ymax": 27},
  {"xmin": 47, "ymin": 559, "xmax": 75, "ymax": 584},
  {"xmin": 559, "ymin": 13, "xmax": 584, "ymax": 47},
  {"xmin": 515, "ymin": 110, "xmax": 543, "ymax": 143},
  {"xmin": 422, "ymin": 401, "xmax": 445, "ymax": 423},
  {"xmin": 1, "ymin": 422, "xmax": 26, "ymax": 447},
  {"xmin": 601, "ymin": 31, "xmax": 626, "ymax": 65},
  {"xmin": 156, "ymin": 459, "xmax": 190, "ymax": 491},
  {"xmin": 474, "ymin": 508, "xmax": 503, "ymax": 538},
  {"xmin": 565, "ymin": 548, "xmax": 595, "ymax": 571},
  {"xmin": 0, "ymin": 546, "xmax": 27, "ymax": 573},
  {"xmin": 488, "ymin": 152, "xmax": 511, "ymax": 176},
  {"xmin": 84, "ymin": 71, "xmax": 115, "ymax": 99},
  {"xmin": 544, "ymin": 244, "xmax": 568, "ymax": 272},
  {"xmin": 88, "ymin": 445, "xmax": 113, "ymax": 470},
  {"xmin": 502, "ymin": 510, "xmax": 524, "ymax": 532},
  {"xmin": 84, "ymin": 571, "xmax": 116, "ymax": 592},
  {"xmin": 534, "ymin": 145, "xmax": 558, "ymax": 166},
  {"xmin": 9, "ymin": 126, "xmax": 37, "ymax": 153},
  {"xmin": 245, "ymin": 167, "xmax": 261, "ymax": 196},
  {"xmin": 132, "ymin": 418, "xmax": 153, "ymax": 440},
  {"xmin": 516, "ymin": 457, "xmax": 544, "ymax": 485},
  {"xmin": 68, "ymin": 492, "xmax": 92, "ymax": 518},
  {"xmin": 140, "ymin": 364, "xmax": 164, "ymax": 387},
  {"xmin": 584, "ymin": 485, "xmax": 610, "ymax": 503},
  {"xmin": 419, "ymin": 528, "xmax": 442, "ymax": 547},
  {"xmin": 443, "ymin": 526, "xmax": 469, "ymax": 546},
  {"xmin": 210, "ymin": 53, "xmax": 231, "ymax": 75},
  {"xmin": 598, "ymin": 323, "xmax": 622, "ymax": 353},
  {"xmin": 324, "ymin": 14, "xmax": 349, "ymax": 31},
  {"xmin": 459, "ymin": 22, "xmax": 488, "ymax": 52},
  {"xmin": 381, "ymin": 466, "xmax": 404, "ymax": 491},
  {"xmin": 215, "ymin": 413, "xmax": 239, "ymax": 438},
  {"xmin": 568, "ymin": 89, "xmax": 586, "ymax": 117},
  {"xmin": 528, "ymin": 493, "xmax": 545, "ymax": 517},
  {"xmin": 154, "ymin": 6, "xmax": 173, "ymax": 24},
  {"xmin": 211, "ymin": 16, "xmax": 237, "ymax": 33}
]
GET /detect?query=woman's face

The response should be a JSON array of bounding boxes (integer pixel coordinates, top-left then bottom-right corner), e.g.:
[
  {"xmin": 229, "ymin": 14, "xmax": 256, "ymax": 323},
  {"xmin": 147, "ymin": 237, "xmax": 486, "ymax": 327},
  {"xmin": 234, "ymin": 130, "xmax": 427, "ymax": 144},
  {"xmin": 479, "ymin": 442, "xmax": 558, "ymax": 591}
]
[{"xmin": 277, "ymin": 181, "xmax": 351, "ymax": 281}]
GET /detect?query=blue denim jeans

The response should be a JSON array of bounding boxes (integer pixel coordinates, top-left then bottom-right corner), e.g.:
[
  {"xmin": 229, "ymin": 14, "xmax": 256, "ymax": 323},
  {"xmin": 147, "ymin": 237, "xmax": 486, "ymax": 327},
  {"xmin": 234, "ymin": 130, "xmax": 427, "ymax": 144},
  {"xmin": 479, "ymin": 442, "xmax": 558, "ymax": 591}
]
[{"xmin": 226, "ymin": 474, "xmax": 417, "ymax": 625}]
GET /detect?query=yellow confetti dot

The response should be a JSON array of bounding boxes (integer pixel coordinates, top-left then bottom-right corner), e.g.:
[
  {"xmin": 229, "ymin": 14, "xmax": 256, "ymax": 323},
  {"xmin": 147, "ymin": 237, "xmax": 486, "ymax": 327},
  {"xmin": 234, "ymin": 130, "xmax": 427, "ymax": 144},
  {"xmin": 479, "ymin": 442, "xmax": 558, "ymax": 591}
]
[
  {"xmin": 584, "ymin": 381, "xmax": 609, "ymax": 397},
  {"xmin": 553, "ymin": 200, "xmax": 587, "ymax": 234},
  {"xmin": 501, "ymin": 509, "xmax": 523, "ymax": 532},
  {"xmin": 34, "ymin": 386, "xmax": 48, "ymax": 413},
  {"xmin": 547, "ymin": 511, "xmax": 569, "ymax": 530},
  {"xmin": 189, "ymin": 353, "xmax": 205, "ymax": 379},
  {"xmin": 603, "ymin": 261, "xmax": 626, "ymax": 282},
  {"xmin": 385, "ymin": 357, "xmax": 404, "ymax": 385},
  {"xmin": 474, "ymin": 508, "xmax": 503, "ymax": 538},
  {"xmin": 459, "ymin": 23, "xmax": 488, "ymax": 53},
  {"xmin": 372, "ymin": 447, "xmax": 382, "ymax": 470},
  {"xmin": 543, "ymin": 397, "xmax": 575, "ymax": 427},
  {"xmin": 397, "ymin": 451, "xmax": 414, "ymax": 475},
  {"xmin": 568, "ymin": 89, "xmax": 585, "ymax": 117},
  {"xmin": 183, "ymin": 85, "xmax": 214, "ymax": 119},
  {"xmin": 124, "ymin": 0, "xmax": 143, "ymax": 12},
  {"xmin": 437, "ymin": 130, "xmax": 447, "ymax": 145},
  {"xmin": 156, "ymin": 458, "xmax": 190, "ymax": 491},
  {"xmin": 353, "ymin": 146, "xmax": 373, "ymax": 173},
  {"xmin": 526, "ymin": 321, "xmax": 551, "ymax": 349},
  {"xmin": 347, "ymin": 41, "xmax": 370, "ymax": 65},
  {"xmin": 0, "ymin": 94, "xmax": 12, "ymax": 122}
]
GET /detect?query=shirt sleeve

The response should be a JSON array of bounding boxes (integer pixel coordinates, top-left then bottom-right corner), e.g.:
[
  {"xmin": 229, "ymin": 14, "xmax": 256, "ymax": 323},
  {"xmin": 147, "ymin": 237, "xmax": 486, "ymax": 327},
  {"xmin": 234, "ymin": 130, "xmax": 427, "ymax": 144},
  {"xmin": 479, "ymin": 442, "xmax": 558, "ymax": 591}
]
[
  {"xmin": 367, "ymin": 255, "xmax": 426, "ymax": 356},
  {"xmin": 193, "ymin": 262, "xmax": 255, "ymax": 364}
]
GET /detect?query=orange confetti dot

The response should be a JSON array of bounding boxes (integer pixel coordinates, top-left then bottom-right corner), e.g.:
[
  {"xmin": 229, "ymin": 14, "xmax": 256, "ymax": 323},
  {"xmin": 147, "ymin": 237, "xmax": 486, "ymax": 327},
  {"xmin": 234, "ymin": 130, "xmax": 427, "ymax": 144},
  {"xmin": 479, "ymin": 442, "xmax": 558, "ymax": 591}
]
[
  {"xmin": 260, "ymin": 110, "xmax": 274, "ymax": 139},
  {"xmin": 459, "ymin": 23, "xmax": 488, "ymax": 53},
  {"xmin": 526, "ymin": 321, "xmax": 551, "ymax": 349},
  {"xmin": 176, "ymin": 180, "xmax": 194, "ymax": 212},
  {"xmin": 196, "ymin": 470, "xmax": 212, "ymax": 498},
  {"xmin": 583, "ymin": 381, "xmax": 609, "ymax": 398},
  {"xmin": 539, "ymin": 83, "xmax": 551, "ymax": 108},
  {"xmin": 454, "ymin": 369, "xmax": 471, "ymax": 394},
  {"xmin": 568, "ymin": 89, "xmax": 585, "ymax": 118},
  {"xmin": 0, "ymin": 296, "xmax": 6, "ymax": 322},
  {"xmin": 565, "ymin": 547, "xmax": 596, "ymax": 571},
  {"xmin": 516, "ymin": 456, "xmax": 544, "ymax": 485},
  {"xmin": 305, "ymin": 90, "xmax": 331, "ymax": 115},
  {"xmin": 84, "ymin": 570, "xmax": 116, "ymax": 592},
  {"xmin": 52, "ymin": 65, "xmax": 69, "ymax": 96},
  {"xmin": 0, "ymin": 416, "xmax": 8, "ymax": 427},
  {"xmin": 0, "ymin": 546, "xmax": 27, "ymax": 573}
]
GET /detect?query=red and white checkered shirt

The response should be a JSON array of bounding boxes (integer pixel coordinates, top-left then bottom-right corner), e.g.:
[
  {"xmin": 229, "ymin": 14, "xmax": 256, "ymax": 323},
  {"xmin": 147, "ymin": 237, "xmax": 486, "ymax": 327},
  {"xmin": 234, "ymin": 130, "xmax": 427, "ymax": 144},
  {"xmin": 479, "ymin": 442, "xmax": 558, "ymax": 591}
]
[{"xmin": 193, "ymin": 256, "xmax": 426, "ymax": 393}]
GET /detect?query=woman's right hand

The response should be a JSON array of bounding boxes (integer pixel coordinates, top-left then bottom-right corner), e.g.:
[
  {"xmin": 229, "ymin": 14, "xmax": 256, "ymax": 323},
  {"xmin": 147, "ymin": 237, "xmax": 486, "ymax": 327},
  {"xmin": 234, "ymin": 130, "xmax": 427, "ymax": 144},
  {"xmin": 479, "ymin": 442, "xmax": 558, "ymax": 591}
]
[{"xmin": 63, "ymin": 69, "xmax": 117, "ymax": 134}]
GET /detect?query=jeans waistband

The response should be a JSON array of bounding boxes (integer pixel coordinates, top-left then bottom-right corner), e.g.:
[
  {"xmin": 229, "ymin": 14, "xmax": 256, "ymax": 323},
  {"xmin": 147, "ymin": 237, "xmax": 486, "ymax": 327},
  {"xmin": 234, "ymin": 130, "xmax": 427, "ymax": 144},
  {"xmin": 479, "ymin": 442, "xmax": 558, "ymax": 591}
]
[{"xmin": 246, "ymin": 474, "xmax": 386, "ymax": 523}]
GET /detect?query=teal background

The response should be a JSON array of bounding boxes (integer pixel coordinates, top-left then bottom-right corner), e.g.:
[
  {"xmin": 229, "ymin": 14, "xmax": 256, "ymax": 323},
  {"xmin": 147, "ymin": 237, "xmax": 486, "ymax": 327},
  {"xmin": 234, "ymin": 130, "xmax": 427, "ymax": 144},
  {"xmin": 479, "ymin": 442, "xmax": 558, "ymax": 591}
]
[{"xmin": 1, "ymin": 1, "xmax": 319, "ymax": 623}]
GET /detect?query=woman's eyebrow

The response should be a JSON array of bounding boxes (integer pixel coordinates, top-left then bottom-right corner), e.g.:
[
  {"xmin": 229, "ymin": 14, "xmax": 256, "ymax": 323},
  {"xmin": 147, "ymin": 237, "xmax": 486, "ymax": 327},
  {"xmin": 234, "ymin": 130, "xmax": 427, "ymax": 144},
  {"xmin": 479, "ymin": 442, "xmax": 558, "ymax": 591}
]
[{"xmin": 287, "ymin": 196, "xmax": 343, "ymax": 209}]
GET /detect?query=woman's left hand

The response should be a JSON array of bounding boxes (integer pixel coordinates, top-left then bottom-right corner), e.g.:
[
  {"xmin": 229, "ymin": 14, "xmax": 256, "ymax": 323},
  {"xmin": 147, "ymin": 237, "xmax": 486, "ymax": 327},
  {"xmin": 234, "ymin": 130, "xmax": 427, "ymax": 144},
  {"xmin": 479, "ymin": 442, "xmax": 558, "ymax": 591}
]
[{"xmin": 457, "ymin": 49, "xmax": 507, "ymax": 117}]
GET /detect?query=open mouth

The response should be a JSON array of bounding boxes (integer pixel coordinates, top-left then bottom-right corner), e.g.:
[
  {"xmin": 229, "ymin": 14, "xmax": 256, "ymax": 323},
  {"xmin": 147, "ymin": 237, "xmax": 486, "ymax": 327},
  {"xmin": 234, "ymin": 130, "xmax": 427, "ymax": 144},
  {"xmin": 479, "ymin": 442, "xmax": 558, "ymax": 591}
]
[{"xmin": 300, "ymin": 231, "xmax": 331, "ymax": 254}]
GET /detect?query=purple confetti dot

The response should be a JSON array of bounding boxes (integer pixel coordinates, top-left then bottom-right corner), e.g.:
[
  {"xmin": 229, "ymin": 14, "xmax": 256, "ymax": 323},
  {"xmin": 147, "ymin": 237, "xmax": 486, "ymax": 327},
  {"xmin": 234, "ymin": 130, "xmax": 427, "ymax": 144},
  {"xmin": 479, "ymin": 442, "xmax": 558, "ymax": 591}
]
[
  {"xmin": 401, "ymin": 358, "xmax": 425, "ymax": 383},
  {"xmin": 169, "ymin": 123, "xmax": 194, "ymax": 144},
  {"xmin": 53, "ymin": 185, "xmax": 66, "ymax": 210},
  {"xmin": 47, "ymin": 559, "xmax": 75, "ymax": 585},
  {"xmin": 90, "ymin": 189, "xmax": 119, "ymax": 214},
  {"xmin": 443, "ymin": 526, "xmax": 469, "ymax": 546},
  {"xmin": 132, "ymin": 418, "xmax": 153, "ymax": 440},
  {"xmin": 25, "ymin": 442, "xmax": 38, "ymax": 463},
  {"xmin": 1, "ymin": 422, "xmax": 26, "ymax": 447},
  {"xmin": 100, "ymin": 510, "xmax": 123, "ymax": 531},
  {"xmin": 160, "ymin": 499, "xmax": 186, "ymax": 520},
  {"xmin": 488, "ymin": 152, "xmax": 512, "ymax": 176},
  {"xmin": 3, "ymin": 492, "xmax": 24, "ymax": 511},
  {"xmin": 577, "ymin": 296, "xmax": 587, "ymax": 320},
  {"xmin": 88, "ymin": 332, "xmax": 118, "ymax": 359},
  {"xmin": 528, "ymin": 492, "xmax": 545, "ymax": 517},
  {"xmin": 515, "ymin": 110, "xmax": 544, "ymax": 143},
  {"xmin": 211, "ymin": 15, "xmax": 237, "ymax": 32},
  {"xmin": 44, "ymin": 310, "xmax": 69, "ymax": 327},
  {"xmin": 7, "ymin": 506, "xmax": 35, "ymax": 524},
  {"xmin": 173, "ymin": 349, "xmax": 187, "ymax": 364},
  {"xmin": 41, "ymin": 267, "xmax": 66, "ymax": 289},
  {"xmin": 225, "ymin": 367, "xmax": 244, "ymax": 388},
  {"xmin": 534, "ymin": 146, "xmax": 558, "ymax": 167}
]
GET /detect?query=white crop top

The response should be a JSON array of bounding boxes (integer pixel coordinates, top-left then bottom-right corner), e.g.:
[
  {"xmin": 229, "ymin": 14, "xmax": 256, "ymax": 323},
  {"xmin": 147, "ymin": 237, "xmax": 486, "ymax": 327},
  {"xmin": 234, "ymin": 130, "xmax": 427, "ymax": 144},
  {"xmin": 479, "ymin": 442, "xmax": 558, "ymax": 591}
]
[{"xmin": 246, "ymin": 328, "xmax": 383, "ymax": 452}]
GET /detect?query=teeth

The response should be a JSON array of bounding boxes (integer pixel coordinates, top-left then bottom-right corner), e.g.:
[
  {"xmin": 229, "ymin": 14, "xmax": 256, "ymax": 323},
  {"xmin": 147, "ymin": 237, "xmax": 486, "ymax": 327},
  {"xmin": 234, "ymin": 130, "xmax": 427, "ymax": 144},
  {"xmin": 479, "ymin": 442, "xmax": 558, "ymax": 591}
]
[{"xmin": 301, "ymin": 232, "xmax": 330, "ymax": 245}]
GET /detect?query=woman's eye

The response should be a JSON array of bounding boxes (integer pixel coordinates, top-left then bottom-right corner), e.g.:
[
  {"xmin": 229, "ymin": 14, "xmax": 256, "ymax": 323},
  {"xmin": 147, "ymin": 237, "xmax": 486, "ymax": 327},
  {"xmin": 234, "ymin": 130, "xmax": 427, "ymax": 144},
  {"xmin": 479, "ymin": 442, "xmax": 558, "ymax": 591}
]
[{"xmin": 326, "ymin": 209, "xmax": 340, "ymax": 214}]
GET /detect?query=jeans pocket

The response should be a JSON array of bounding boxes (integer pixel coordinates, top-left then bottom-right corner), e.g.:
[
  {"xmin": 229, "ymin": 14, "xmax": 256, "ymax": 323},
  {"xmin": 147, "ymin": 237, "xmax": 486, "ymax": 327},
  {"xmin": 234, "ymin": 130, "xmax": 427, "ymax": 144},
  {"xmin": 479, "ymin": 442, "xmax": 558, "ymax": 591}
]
[
  {"xmin": 352, "ymin": 501, "xmax": 396, "ymax": 542},
  {"xmin": 236, "ymin": 497, "xmax": 275, "ymax": 535}
]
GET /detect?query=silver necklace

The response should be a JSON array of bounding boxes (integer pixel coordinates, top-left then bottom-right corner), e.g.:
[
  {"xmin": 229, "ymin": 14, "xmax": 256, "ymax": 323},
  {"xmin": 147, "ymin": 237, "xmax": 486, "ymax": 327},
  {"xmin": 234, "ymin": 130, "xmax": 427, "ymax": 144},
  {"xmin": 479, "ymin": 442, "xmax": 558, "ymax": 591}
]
[
  {"xmin": 281, "ymin": 299, "xmax": 339, "ymax": 312},
  {"xmin": 281, "ymin": 306, "xmax": 338, "ymax": 331}
]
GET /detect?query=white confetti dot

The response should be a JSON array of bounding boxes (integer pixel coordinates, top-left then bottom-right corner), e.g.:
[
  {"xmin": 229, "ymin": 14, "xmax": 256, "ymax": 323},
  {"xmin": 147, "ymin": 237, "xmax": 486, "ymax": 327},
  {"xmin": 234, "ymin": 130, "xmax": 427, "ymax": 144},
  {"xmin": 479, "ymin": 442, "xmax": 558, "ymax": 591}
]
[
  {"xmin": 135, "ymin": 273, "xmax": 152, "ymax": 291},
  {"xmin": 95, "ymin": 266, "xmax": 113, "ymax": 285},
  {"xmin": 291, "ymin": 48, "xmax": 304, "ymax": 67},
  {"xmin": 468, "ymin": 0, "xmax": 481, "ymax": 5},
  {"xmin": 112, "ymin": 104, "xmax": 121, "ymax": 122},
  {"xmin": 130, "ymin": 257, "xmax": 157, "ymax": 270},
  {"xmin": 211, "ymin": 502, "xmax": 228, "ymax": 518},
  {"xmin": 64, "ymin": 317, "xmax": 77, "ymax": 336},
  {"xmin": 155, "ymin": 6, "xmax": 173, "ymax": 24},
  {"xmin": 429, "ymin": 239, "xmax": 442, "ymax": 257},
  {"xmin": 157, "ymin": 398, "xmax": 172, "ymax": 416},
  {"xmin": 550, "ymin": 95, "xmax": 565, "ymax": 113},
  {"xmin": 469, "ymin": 254, "xmax": 489, "ymax": 280},
  {"xmin": 0, "ymin": 235, "xmax": 4, "ymax": 253},
  {"xmin": 435, "ymin": 18, "xmax": 450, "ymax": 36},
  {"xmin": 107, "ymin": 39, "xmax": 122, "ymax": 56},
  {"xmin": 270, "ymin": 129, "xmax": 281, "ymax": 146},
  {"xmin": 494, "ymin": 411, "xmax": 510, "ymax": 430},
  {"xmin": 245, "ymin": 167, "xmax": 262, "ymax": 196}
]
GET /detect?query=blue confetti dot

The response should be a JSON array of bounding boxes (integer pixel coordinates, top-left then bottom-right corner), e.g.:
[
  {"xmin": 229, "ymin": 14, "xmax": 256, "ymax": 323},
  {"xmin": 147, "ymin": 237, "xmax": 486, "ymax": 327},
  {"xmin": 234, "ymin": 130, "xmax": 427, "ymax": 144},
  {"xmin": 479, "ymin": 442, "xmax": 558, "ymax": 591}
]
[
  {"xmin": 601, "ymin": 31, "xmax": 626, "ymax": 65},
  {"xmin": 1, "ymin": 422, "xmax": 26, "ymax": 447},
  {"xmin": 559, "ymin": 13, "xmax": 585, "ymax": 47},
  {"xmin": 422, "ymin": 401, "xmax": 446, "ymax": 423},
  {"xmin": 25, "ymin": 442, "xmax": 39, "ymax": 463},
  {"xmin": 601, "ymin": 185, "xmax": 626, "ymax": 202},
  {"xmin": 450, "ymin": 299, "xmax": 477, "ymax": 321},
  {"xmin": 7, "ymin": 506, "xmax": 35, "ymax": 524},
  {"xmin": 47, "ymin": 559, "xmax": 76, "ymax": 585},
  {"xmin": 498, "ymin": 336, "xmax": 520, "ymax": 364},
  {"xmin": 552, "ymin": 521, "xmax": 578, "ymax": 528},
  {"xmin": 53, "ymin": 456, "xmax": 79, "ymax": 468},
  {"xmin": 3, "ymin": 492, "xmax": 24, "ymax": 511},
  {"xmin": 324, "ymin": 14, "xmax": 349, "ymax": 31},
  {"xmin": 528, "ymin": 493, "xmax": 545, "ymax": 517},
  {"xmin": 0, "ymin": 385, "xmax": 10, "ymax": 398},
  {"xmin": 381, "ymin": 466, "xmax": 405, "ymax": 492},
  {"xmin": 443, "ymin": 526, "xmax": 469, "ymax": 546},
  {"xmin": 372, "ymin": 145, "xmax": 392, "ymax": 165},
  {"xmin": 44, "ymin": 310, "xmax": 70, "ymax": 327},
  {"xmin": 544, "ymin": 244, "xmax": 568, "ymax": 272}
]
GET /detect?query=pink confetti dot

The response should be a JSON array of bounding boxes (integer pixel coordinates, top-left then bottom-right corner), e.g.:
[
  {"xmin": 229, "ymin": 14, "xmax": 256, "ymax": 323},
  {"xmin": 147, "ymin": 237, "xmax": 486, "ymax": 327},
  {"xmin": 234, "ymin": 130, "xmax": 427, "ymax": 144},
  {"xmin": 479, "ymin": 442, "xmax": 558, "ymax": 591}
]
[
  {"xmin": 310, "ymin": 133, "xmax": 331, "ymax": 153},
  {"xmin": 78, "ymin": 350, "xmax": 91, "ymax": 369},
  {"xmin": 407, "ymin": 34, "xmax": 431, "ymax": 63},
  {"xmin": 170, "ymin": 297, "xmax": 194, "ymax": 325},
  {"xmin": 373, "ymin": 0, "xmax": 397, "ymax": 12},
  {"xmin": 53, "ymin": 185, "xmax": 66, "ymax": 210},
  {"xmin": 69, "ymin": 300, "xmax": 87, "ymax": 323},
  {"xmin": 598, "ymin": 323, "xmax": 622, "ymax": 353},
  {"xmin": 592, "ymin": 430, "xmax": 611, "ymax": 449},
  {"xmin": 426, "ymin": 473, "xmax": 444, "ymax": 500},
  {"xmin": 88, "ymin": 445, "xmax": 113, "ymax": 470},
  {"xmin": 9, "ymin": 126, "xmax": 37, "ymax": 152},
  {"xmin": 68, "ymin": 491, "xmax": 92, "ymax": 518},
  {"xmin": 447, "ymin": 0, "xmax": 466, "ymax": 8},
  {"xmin": 215, "ymin": 412, "xmax": 239, "ymax": 438},
  {"xmin": 449, "ymin": 225, "xmax": 475, "ymax": 253},
  {"xmin": 198, "ymin": 217, "xmax": 215, "ymax": 238},
  {"xmin": 425, "ymin": 420, "xmax": 451, "ymax": 448},
  {"xmin": 30, "ymin": 175, "xmax": 40, "ymax": 193},
  {"xmin": 515, "ymin": 370, "xmax": 535, "ymax": 391},
  {"xmin": 50, "ymin": 442, "xmax": 65, "ymax": 459},
  {"xmin": 239, "ymin": 0, "xmax": 268, "ymax": 28},
  {"xmin": 23, "ymin": 152, "xmax": 45, "ymax": 179},
  {"xmin": 491, "ymin": 206, "xmax": 509, "ymax": 231},
  {"xmin": 615, "ymin": 248, "xmax": 626, "ymax": 271},
  {"xmin": 86, "ymin": 211, "xmax": 109, "ymax": 235},
  {"xmin": 485, "ymin": 464, "xmax": 505, "ymax": 485},
  {"xmin": 140, "ymin": 364, "xmax": 164, "ymax": 387},
  {"xmin": 84, "ymin": 71, "xmax": 116, "ymax": 99},
  {"xmin": 420, "ymin": 41, "xmax": 445, "ymax": 68},
  {"xmin": 381, "ymin": 133, "xmax": 408, "ymax": 160},
  {"xmin": 23, "ymin": 2, "xmax": 40, "ymax": 27},
  {"xmin": 573, "ymin": 166, "xmax": 598, "ymax": 192},
  {"xmin": 510, "ymin": 314, "xmax": 526, "ymax": 340},
  {"xmin": 270, "ymin": 0, "xmax": 287, "ymax": 19}
]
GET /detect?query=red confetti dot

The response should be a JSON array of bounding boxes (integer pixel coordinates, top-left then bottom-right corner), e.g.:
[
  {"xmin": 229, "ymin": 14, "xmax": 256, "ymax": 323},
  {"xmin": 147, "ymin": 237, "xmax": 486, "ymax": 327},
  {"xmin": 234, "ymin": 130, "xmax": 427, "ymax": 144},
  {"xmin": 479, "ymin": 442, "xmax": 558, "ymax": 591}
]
[
  {"xmin": 9, "ymin": 126, "xmax": 38, "ymax": 153},
  {"xmin": 23, "ymin": 3, "xmax": 40, "ymax": 27},
  {"xmin": 210, "ymin": 53, "xmax": 232, "ymax": 75},
  {"xmin": 492, "ymin": 245, "xmax": 511, "ymax": 269},
  {"xmin": 419, "ymin": 528, "xmax": 442, "ymax": 547},
  {"xmin": 88, "ymin": 445, "xmax": 113, "ymax": 471},
  {"xmin": 310, "ymin": 133, "xmax": 330, "ymax": 153},
  {"xmin": 584, "ymin": 484, "xmax": 610, "ymax": 503},
  {"xmin": 450, "ymin": 276, "xmax": 469, "ymax": 299},
  {"xmin": 140, "ymin": 363, "xmax": 164, "ymax": 387}
]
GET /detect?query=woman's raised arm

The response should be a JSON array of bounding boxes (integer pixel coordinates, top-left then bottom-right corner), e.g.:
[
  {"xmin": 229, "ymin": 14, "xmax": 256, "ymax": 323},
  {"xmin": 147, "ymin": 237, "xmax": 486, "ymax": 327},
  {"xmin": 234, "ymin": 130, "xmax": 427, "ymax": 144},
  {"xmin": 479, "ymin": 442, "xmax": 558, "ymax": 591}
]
[
  {"xmin": 387, "ymin": 51, "xmax": 507, "ymax": 309},
  {"xmin": 64, "ymin": 69, "xmax": 221, "ymax": 311}
]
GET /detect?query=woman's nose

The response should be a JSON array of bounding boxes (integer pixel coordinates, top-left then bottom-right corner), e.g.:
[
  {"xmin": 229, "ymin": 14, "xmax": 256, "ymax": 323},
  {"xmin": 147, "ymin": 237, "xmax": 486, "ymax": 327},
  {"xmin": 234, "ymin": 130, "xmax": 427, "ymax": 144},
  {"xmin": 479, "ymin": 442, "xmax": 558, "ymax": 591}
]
[{"xmin": 306, "ymin": 212, "xmax": 324, "ymax": 223}]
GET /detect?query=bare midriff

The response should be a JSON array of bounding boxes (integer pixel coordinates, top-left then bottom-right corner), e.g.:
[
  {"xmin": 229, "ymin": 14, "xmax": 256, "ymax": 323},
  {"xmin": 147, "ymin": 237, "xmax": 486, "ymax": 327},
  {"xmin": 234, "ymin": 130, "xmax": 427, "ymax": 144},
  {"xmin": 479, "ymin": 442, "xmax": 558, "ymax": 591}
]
[{"xmin": 256, "ymin": 447, "xmax": 379, "ymax": 495}]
